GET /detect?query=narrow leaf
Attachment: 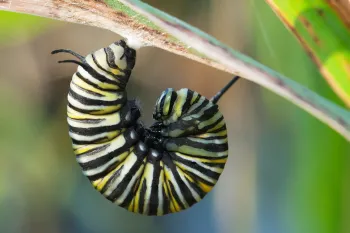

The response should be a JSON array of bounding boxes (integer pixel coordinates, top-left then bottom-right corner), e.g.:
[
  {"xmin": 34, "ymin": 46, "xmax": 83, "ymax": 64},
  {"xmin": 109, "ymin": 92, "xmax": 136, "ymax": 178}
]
[
  {"xmin": 1, "ymin": 0, "xmax": 349, "ymax": 141},
  {"xmin": 265, "ymin": 0, "xmax": 350, "ymax": 107}
]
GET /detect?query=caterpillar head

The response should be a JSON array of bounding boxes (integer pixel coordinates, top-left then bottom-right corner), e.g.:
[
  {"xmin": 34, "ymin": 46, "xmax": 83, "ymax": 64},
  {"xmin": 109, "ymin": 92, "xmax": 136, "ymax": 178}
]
[{"xmin": 153, "ymin": 88, "xmax": 178, "ymax": 123}]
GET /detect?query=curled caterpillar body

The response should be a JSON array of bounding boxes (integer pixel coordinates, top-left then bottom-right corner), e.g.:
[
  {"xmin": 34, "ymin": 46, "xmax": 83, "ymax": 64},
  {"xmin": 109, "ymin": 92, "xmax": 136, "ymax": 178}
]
[{"xmin": 52, "ymin": 40, "xmax": 236, "ymax": 216}]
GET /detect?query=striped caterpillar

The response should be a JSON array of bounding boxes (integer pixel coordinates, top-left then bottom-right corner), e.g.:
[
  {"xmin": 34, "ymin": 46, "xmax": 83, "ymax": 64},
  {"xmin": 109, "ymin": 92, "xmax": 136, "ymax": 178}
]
[{"xmin": 52, "ymin": 39, "xmax": 238, "ymax": 216}]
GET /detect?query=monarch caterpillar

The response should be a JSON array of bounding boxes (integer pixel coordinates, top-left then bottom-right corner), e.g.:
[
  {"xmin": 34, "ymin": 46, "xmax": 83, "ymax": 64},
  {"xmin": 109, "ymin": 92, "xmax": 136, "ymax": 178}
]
[{"xmin": 52, "ymin": 39, "xmax": 239, "ymax": 216}]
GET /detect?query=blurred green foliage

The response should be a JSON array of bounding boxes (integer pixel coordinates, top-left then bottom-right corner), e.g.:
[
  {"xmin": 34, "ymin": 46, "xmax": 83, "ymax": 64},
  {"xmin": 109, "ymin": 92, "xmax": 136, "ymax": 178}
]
[
  {"xmin": 0, "ymin": 11, "xmax": 50, "ymax": 45},
  {"xmin": 253, "ymin": 1, "xmax": 349, "ymax": 233},
  {"xmin": 265, "ymin": 0, "xmax": 350, "ymax": 107}
]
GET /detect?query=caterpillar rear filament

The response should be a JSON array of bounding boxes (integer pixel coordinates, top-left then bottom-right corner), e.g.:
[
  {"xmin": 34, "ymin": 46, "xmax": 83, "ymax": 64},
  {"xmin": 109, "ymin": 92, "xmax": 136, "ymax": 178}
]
[{"xmin": 52, "ymin": 39, "xmax": 239, "ymax": 216}]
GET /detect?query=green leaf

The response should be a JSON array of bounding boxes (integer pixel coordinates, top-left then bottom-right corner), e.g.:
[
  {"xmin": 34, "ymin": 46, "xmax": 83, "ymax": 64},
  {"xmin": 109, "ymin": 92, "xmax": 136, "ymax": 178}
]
[
  {"xmin": 0, "ymin": 11, "xmax": 50, "ymax": 45},
  {"xmin": 265, "ymin": 0, "xmax": 350, "ymax": 107},
  {"xmin": 1, "ymin": 0, "xmax": 349, "ymax": 141}
]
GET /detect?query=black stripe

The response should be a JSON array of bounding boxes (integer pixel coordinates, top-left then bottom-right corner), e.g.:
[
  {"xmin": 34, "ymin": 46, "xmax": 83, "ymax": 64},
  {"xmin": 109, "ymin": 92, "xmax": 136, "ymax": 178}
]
[
  {"xmin": 105, "ymin": 46, "xmax": 121, "ymax": 70},
  {"xmin": 104, "ymin": 45, "xmax": 133, "ymax": 81},
  {"xmin": 162, "ymin": 154, "xmax": 186, "ymax": 210},
  {"xmin": 75, "ymin": 72, "xmax": 117, "ymax": 92},
  {"xmin": 101, "ymin": 142, "xmax": 148, "ymax": 196},
  {"xmin": 182, "ymin": 173, "xmax": 206, "ymax": 199},
  {"xmin": 164, "ymin": 137, "xmax": 228, "ymax": 153},
  {"xmin": 106, "ymin": 154, "xmax": 146, "ymax": 203},
  {"xmin": 189, "ymin": 99, "xmax": 211, "ymax": 117},
  {"xmin": 158, "ymin": 91, "xmax": 167, "ymax": 115},
  {"xmin": 163, "ymin": 153, "xmax": 197, "ymax": 209},
  {"xmin": 209, "ymin": 125, "xmax": 227, "ymax": 134},
  {"xmin": 168, "ymin": 90, "xmax": 178, "ymax": 114},
  {"xmin": 71, "ymin": 136, "xmax": 109, "ymax": 145},
  {"xmin": 75, "ymin": 144, "xmax": 110, "ymax": 156},
  {"xmin": 114, "ymin": 40, "xmax": 136, "ymax": 71},
  {"xmin": 162, "ymin": 183, "xmax": 170, "ymax": 214},
  {"xmin": 181, "ymin": 89, "xmax": 193, "ymax": 114},
  {"xmin": 71, "ymin": 81, "xmax": 104, "ymax": 97},
  {"xmin": 191, "ymin": 93, "xmax": 201, "ymax": 106},
  {"xmin": 201, "ymin": 115, "xmax": 225, "ymax": 132},
  {"xmin": 118, "ymin": 165, "xmax": 144, "ymax": 208},
  {"xmin": 92, "ymin": 52, "xmax": 119, "ymax": 76},
  {"xmin": 92, "ymin": 51, "xmax": 129, "ymax": 87},
  {"xmin": 78, "ymin": 128, "xmax": 139, "ymax": 171},
  {"xmin": 68, "ymin": 89, "xmax": 126, "ymax": 106},
  {"xmin": 78, "ymin": 135, "xmax": 135, "ymax": 174},
  {"xmin": 149, "ymin": 160, "xmax": 161, "ymax": 215},
  {"xmin": 163, "ymin": 149, "xmax": 228, "ymax": 161},
  {"xmin": 69, "ymin": 124, "xmax": 122, "ymax": 136},
  {"xmin": 193, "ymin": 135, "xmax": 227, "ymax": 140},
  {"xmin": 67, "ymin": 102, "xmax": 120, "ymax": 115},
  {"xmin": 189, "ymin": 98, "xmax": 209, "ymax": 115},
  {"xmin": 87, "ymin": 160, "xmax": 123, "ymax": 182},
  {"xmin": 167, "ymin": 180, "xmax": 185, "ymax": 211},
  {"xmin": 170, "ymin": 152, "xmax": 221, "ymax": 180},
  {"xmin": 138, "ymin": 179, "xmax": 147, "ymax": 214},
  {"xmin": 85, "ymin": 141, "xmax": 147, "ymax": 182},
  {"xmin": 197, "ymin": 105, "xmax": 219, "ymax": 122},
  {"xmin": 68, "ymin": 117, "xmax": 105, "ymax": 124},
  {"xmin": 181, "ymin": 169, "xmax": 215, "ymax": 187},
  {"xmin": 202, "ymin": 161, "xmax": 226, "ymax": 169},
  {"xmin": 80, "ymin": 62, "xmax": 121, "ymax": 86},
  {"xmin": 99, "ymin": 164, "xmax": 124, "ymax": 193}
]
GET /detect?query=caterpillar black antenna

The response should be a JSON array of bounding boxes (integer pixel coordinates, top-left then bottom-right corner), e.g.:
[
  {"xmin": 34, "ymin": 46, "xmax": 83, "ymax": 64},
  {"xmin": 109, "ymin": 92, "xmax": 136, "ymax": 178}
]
[
  {"xmin": 211, "ymin": 76, "xmax": 240, "ymax": 104},
  {"xmin": 51, "ymin": 49, "xmax": 85, "ymax": 62}
]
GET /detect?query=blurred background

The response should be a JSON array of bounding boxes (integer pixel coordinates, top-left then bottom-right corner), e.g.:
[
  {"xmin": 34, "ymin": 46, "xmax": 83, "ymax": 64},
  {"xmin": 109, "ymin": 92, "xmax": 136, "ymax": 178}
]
[{"xmin": 0, "ymin": 0, "xmax": 349, "ymax": 233}]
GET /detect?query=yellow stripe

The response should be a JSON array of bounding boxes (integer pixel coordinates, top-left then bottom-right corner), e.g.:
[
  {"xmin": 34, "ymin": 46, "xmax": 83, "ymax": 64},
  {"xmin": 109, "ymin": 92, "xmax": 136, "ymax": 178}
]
[
  {"xmin": 195, "ymin": 130, "xmax": 227, "ymax": 139},
  {"xmin": 72, "ymin": 75, "xmax": 114, "ymax": 97},
  {"xmin": 163, "ymin": 91, "xmax": 173, "ymax": 116},
  {"xmin": 175, "ymin": 152, "xmax": 227, "ymax": 163},
  {"xmin": 190, "ymin": 92, "xmax": 198, "ymax": 104},
  {"xmin": 90, "ymin": 104, "xmax": 122, "ymax": 115},
  {"xmin": 198, "ymin": 112, "xmax": 222, "ymax": 129},
  {"xmin": 207, "ymin": 119, "xmax": 225, "ymax": 132},
  {"xmin": 198, "ymin": 181, "xmax": 212, "ymax": 193}
]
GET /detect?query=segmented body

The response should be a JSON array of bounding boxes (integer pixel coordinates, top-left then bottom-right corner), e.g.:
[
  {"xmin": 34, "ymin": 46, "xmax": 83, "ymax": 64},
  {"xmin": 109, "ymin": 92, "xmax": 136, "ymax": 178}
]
[{"xmin": 54, "ymin": 40, "xmax": 229, "ymax": 216}]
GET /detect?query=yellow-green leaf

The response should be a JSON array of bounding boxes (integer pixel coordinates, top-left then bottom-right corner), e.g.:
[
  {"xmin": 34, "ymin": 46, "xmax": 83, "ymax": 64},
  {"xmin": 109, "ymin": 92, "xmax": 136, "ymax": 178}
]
[{"xmin": 265, "ymin": 0, "xmax": 350, "ymax": 107}]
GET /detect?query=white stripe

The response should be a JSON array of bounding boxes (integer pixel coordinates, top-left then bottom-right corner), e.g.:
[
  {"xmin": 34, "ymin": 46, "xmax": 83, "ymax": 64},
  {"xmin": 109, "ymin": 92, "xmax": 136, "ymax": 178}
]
[
  {"xmin": 157, "ymin": 166, "xmax": 164, "ymax": 215},
  {"xmin": 198, "ymin": 114, "xmax": 223, "ymax": 130},
  {"xmin": 187, "ymin": 137, "xmax": 227, "ymax": 145},
  {"xmin": 83, "ymin": 150, "xmax": 129, "ymax": 177},
  {"xmin": 69, "ymin": 131, "xmax": 112, "ymax": 142},
  {"xmin": 176, "ymin": 168, "xmax": 201, "ymax": 202},
  {"xmin": 70, "ymin": 82, "xmax": 122, "ymax": 102},
  {"xmin": 103, "ymin": 152, "xmax": 138, "ymax": 196},
  {"xmin": 67, "ymin": 112, "xmax": 121, "ymax": 128},
  {"xmin": 115, "ymin": 156, "xmax": 145, "ymax": 205},
  {"xmin": 175, "ymin": 162, "xmax": 216, "ymax": 184},
  {"xmin": 76, "ymin": 133, "xmax": 127, "ymax": 163},
  {"xmin": 86, "ymin": 54, "xmax": 117, "ymax": 81},
  {"xmin": 164, "ymin": 165, "xmax": 189, "ymax": 208},
  {"xmin": 68, "ymin": 94, "xmax": 103, "ymax": 111},
  {"xmin": 143, "ymin": 164, "xmax": 154, "ymax": 214},
  {"xmin": 77, "ymin": 66, "xmax": 101, "ymax": 85},
  {"xmin": 175, "ymin": 154, "xmax": 224, "ymax": 174}
]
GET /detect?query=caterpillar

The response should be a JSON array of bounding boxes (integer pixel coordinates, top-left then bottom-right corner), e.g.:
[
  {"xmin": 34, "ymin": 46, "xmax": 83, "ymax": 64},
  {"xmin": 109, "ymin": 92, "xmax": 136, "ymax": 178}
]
[{"xmin": 52, "ymin": 39, "xmax": 239, "ymax": 216}]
